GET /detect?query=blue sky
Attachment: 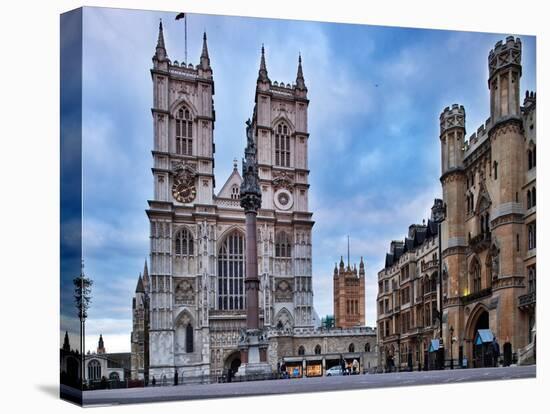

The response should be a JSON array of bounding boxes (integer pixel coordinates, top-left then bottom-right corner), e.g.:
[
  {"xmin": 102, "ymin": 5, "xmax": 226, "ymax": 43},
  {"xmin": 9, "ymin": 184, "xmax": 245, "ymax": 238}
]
[{"xmin": 65, "ymin": 7, "xmax": 535, "ymax": 352}]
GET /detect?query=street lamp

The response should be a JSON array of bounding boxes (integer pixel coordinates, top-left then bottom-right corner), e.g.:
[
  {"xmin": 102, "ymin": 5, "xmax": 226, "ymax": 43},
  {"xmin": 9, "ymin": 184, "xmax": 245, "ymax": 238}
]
[{"xmin": 450, "ymin": 325, "xmax": 455, "ymax": 370}]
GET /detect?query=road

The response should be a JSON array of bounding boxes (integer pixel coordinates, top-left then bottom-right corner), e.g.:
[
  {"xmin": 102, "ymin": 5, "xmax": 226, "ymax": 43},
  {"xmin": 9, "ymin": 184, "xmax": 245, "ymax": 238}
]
[{"xmin": 80, "ymin": 365, "xmax": 535, "ymax": 406}]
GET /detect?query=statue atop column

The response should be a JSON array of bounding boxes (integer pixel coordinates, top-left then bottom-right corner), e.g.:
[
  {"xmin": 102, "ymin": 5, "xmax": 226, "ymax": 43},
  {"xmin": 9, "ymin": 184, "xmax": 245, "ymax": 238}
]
[
  {"xmin": 240, "ymin": 118, "xmax": 262, "ymax": 212},
  {"xmin": 236, "ymin": 118, "xmax": 271, "ymax": 377}
]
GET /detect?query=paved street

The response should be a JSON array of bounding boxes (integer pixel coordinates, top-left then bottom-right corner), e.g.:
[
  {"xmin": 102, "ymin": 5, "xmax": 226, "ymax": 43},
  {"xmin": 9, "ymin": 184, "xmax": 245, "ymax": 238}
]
[{"xmin": 81, "ymin": 365, "xmax": 535, "ymax": 406}]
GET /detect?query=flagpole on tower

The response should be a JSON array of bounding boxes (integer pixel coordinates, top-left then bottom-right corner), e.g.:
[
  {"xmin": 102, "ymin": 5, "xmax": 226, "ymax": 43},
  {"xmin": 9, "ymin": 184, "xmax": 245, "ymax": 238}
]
[{"xmin": 175, "ymin": 12, "xmax": 187, "ymax": 63}]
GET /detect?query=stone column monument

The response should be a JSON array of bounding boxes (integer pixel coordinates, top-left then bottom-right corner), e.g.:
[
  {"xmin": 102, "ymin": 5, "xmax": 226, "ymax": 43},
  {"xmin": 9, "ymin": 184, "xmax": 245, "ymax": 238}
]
[{"xmin": 236, "ymin": 119, "xmax": 271, "ymax": 377}]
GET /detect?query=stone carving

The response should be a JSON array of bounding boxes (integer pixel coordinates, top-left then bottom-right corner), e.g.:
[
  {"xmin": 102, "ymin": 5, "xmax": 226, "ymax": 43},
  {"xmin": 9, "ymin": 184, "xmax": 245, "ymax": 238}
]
[
  {"xmin": 490, "ymin": 243, "xmax": 500, "ymax": 280},
  {"xmin": 175, "ymin": 279, "xmax": 195, "ymax": 304},
  {"xmin": 240, "ymin": 119, "xmax": 262, "ymax": 212},
  {"xmin": 272, "ymin": 171, "xmax": 295, "ymax": 192},
  {"xmin": 275, "ymin": 279, "xmax": 293, "ymax": 302}
]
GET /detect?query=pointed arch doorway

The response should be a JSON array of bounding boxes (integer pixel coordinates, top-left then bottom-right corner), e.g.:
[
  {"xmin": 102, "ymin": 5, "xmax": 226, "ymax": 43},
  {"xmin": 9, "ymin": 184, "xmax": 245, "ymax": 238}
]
[
  {"xmin": 465, "ymin": 305, "xmax": 490, "ymax": 368},
  {"xmin": 224, "ymin": 351, "xmax": 241, "ymax": 381}
]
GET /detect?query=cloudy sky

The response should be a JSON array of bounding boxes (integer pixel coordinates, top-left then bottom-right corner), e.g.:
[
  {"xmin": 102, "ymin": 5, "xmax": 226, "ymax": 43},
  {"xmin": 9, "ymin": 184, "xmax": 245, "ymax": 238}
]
[{"xmin": 65, "ymin": 7, "xmax": 535, "ymax": 353}]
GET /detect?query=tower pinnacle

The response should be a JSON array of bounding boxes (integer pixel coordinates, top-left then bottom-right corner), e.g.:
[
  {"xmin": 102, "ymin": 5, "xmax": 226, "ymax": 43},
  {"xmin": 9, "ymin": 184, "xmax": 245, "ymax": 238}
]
[
  {"xmin": 154, "ymin": 19, "xmax": 168, "ymax": 62},
  {"xmin": 257, "ymin": 44, "xmax": 269, "ymax": 82},
  {"xmin": 296, "ymin": 53, "xmax": 306, "ymax": 90},
  {"xmin": 200, "ymin": 32, "xmax": 211, "ymax": 70}
]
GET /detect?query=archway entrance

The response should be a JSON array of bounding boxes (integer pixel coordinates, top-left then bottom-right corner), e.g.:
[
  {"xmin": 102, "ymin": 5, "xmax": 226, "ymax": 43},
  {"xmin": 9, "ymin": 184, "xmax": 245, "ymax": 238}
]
[
  {"xmin": 466, "ymin": 308, "xmax": 489, "ymax": 368},
  {"xmin": 224, "ymin": 351, "xmax": 241, "ymax": 381}
]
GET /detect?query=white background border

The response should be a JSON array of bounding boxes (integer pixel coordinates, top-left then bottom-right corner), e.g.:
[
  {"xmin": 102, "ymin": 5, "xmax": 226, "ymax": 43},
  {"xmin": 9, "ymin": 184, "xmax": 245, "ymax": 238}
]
[{"xmin": 0, "ymin": 0, "xmax": 546, "ymax": 412}]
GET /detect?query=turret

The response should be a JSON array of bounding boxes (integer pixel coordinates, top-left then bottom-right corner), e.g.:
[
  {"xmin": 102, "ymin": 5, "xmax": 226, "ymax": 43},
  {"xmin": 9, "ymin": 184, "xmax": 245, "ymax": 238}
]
[
  {"xmin": 488, "ymin": 36, "xmax": 522, "ymax": 121},
  {"xmin": 440, "ymin": 104, "xmax": 466, "ymax": 176},
  {"xmin": 359, "ymin": 256, "xmax": 365, "ymax": 276},
  {"xmin": 295, "ymin": 53, "xmax": 307, "ymax": 98},
  {"xmin": 257, "ymin": 44, "xmax": 269, "ymax": 83},
  {"xmin": 339, "ymin": 256, "xmax": 345, "ymax": 271},
  {"xmin": 199, "ymin": 32, "xmax": 212, "ymax": 76},
  {"xmin": 152, "ymin": 20, "xmax": 168, "ymax": 68}
]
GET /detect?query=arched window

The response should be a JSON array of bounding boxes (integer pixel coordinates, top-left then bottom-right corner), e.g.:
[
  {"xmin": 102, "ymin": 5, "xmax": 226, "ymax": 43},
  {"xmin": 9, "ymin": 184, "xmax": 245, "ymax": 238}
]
[
  {"xmin": 88, "ymin": 359, "xmax": 101, "ymax": 381},
  {"xmin": 471, "ymin": 258, "xmax": 481, "ymax": 293},
  {"xmin": 348, "ymin": 343, "xmax": 355, "ymax": 353},
  {"xmin": 275, "ymin": 231, "xmax": 292, "ymax": 258},
  {"xmin": 365, "ymin": 343, "xmax": 371, "ymax": 353},
  {"xmin": 527, "ymin": 189, "xmax": 532, "ymax": 209},
  {"xmin": 175, "ymin": 107, "xmax": 193, "ymax": 155},
  {"xmin": 314, "ymin": 344, "xmax": 322, "ymax": 355},
  {"xmin": 532, "ymin": 187, "xmax": 536, "ymax": 207},
  {"xmin": 109, "ymin": 372, "xmax": 120, "ymax": 381},
  {"xmin": 230, "ymin": 185, "xmax": 240, "ymax": 200},
  {"xmin": 217, "ymin": 231, "xmax": 245, "ymax": 310},
  {"xmin": 275, "ymin": 122, "xmax": 291, "ymax": 167},
  {"xmin": 493, "ymin": 161, "xmax": 498, "ymax": 180},
  {"xmin": 174, "ymin": 227, "xmax": 194, "ymax": 256},
  {"xmin": 298, "ymin": 346, "xmax": 305, "ymax": 356},
  {"xmin": 185, "ymin": 323, "xmax": 194, "ymax": 353}
]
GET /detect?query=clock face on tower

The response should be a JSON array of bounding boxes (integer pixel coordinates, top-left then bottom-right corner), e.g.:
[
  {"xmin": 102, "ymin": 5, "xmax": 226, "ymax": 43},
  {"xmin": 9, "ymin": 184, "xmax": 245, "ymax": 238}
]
[
  {"xmin": 274, "ymin": 188, "xmax": 293, "ymax": 211},
  {"xmin": 172, "ymin": 175, "xmax": 197, "ymax": 203}
]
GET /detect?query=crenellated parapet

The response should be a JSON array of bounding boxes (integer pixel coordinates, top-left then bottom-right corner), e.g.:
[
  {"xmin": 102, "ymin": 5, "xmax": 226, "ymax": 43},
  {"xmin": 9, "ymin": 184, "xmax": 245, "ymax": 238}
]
[
  {"xmin": 488, "ymin": 36, "xmax": 522, "ymax": 81},
  {"xmin": 523, "ymin": 90, "xmax": 536, "ymax": 112},
  {"xmin": 440, "ymin": 104, "xmax": 466, "ymax": 136}
]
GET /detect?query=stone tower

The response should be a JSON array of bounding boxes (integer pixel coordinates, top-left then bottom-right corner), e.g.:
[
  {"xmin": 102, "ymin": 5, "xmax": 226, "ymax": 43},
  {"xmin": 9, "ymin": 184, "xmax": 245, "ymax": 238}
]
[
  {"xmin": 147, "ymin": 21, "xmax": 214, "ymax": 381},
  {"xmin": 440, "ymin": 36, "xmax": 533, "ymax": 367},
  {"xmin": 439, "ymin": 103, "xmax": 467, "ymax": 339},
  {"xmin": 333, "ymin": 255, "xmax": 366, "ymax": 328},
  {"xmin": 251, "ymin": 47, "xmax": 315, "ymax": 328}
]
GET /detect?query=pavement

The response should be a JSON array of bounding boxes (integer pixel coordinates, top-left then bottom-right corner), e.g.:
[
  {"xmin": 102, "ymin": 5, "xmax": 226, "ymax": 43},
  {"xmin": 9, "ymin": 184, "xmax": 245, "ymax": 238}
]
[{"xmin": 80, "ymin": 365, "xmax": 536, "ymax": 406}]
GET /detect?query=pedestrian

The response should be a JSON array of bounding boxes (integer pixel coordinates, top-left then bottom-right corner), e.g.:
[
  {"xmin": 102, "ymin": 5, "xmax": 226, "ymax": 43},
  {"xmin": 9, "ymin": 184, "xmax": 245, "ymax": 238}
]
[
  {"xmin": 174, "ymin": 370, "xmax": 179, "ymax": 386},
  {"xmin": 152, "ymin": 376, "xmax": 156, "ymax": 387},
  {"xmin": 492, "ymin": 337, "xmax": 500, "ymax": 367}
]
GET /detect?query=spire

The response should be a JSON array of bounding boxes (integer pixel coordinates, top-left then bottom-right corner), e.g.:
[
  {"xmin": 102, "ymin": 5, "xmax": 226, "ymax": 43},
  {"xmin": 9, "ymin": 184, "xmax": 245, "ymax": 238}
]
[
  {"xmin": 359, "ymin": 256, "xmax": 365, "ymax": 276},
  {"xmin": 97, "ymin": 334, "xmax": 105, "ymax": 354},
  {"xmin": 63, "ymin": 331, "xmax": 71, "ymax": 352},
  {"xmin": 339, "ymin": 256, "xmax": 345, "ymax": 269},
  {"xmin": 257, "ymin": 44, "xmax": 269, "ymax": 82},
  {"xmin": 135, "ymin": 274, "xmax": 145, "ymax": 293},
  {"xmin": 154, "ymin": 19, "xmax": 168, "ymax": 62},
  {"xmin": 142, "ymin": 260, "xmax": 149, "ymax": 282},
  {"xmin": 296, "ymin": 53, "xmax": 306, "ymax": 90},
  {"xmin": 334, "ymin": 263, "xmax": 338, "ymax": 275},
  {"xmin": 157, "ymin": 20, "xmax": 165, "ymax": 49},
  {"xmin": 200, "ymin": 32, "xmax": 211, "ymax": 70}
]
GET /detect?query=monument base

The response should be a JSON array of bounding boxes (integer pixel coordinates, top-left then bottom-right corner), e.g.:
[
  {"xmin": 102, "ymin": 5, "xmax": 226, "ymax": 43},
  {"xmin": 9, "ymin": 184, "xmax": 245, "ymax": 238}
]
[
  {"xmin": 235, "ymin": 361, "xmax": 273, "ymax": 377},
  {"xmin": 235, "ymin": 328, "xmax": 272, "ymax": 377}
]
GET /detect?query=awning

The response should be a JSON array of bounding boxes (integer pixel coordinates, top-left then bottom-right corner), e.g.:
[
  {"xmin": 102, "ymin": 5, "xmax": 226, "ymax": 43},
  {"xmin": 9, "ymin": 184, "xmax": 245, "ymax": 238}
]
[
  {"xmin": 475, "ymin": 329, "xmax": 495, "ymax": 345},
  {"xmin": 428, "ymin": 339, "xmax": 440, "ymax": 352}
]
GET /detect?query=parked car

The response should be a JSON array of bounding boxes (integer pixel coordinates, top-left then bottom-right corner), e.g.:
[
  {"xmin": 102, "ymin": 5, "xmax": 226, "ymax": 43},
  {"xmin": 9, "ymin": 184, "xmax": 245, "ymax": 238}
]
[{"xmin": 326, "ymin": 366, "xmax": 343, "ymax": 376}]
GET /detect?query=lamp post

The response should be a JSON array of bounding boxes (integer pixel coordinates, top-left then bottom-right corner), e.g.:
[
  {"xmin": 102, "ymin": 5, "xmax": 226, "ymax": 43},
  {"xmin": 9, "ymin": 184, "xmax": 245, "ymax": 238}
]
[{"xmin": 450, "ymin": 325, "xmax": 455, "ymax": 370}]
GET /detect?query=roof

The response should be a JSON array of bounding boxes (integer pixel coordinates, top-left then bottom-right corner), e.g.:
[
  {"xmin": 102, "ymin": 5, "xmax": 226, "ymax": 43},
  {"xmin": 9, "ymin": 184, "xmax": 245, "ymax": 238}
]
[
  {"xmin": 475, "ymin": 329, "xmax": 495, "ymax": 345},
  {"xmin": 216, "ymin": 164, "xmax": 242, "ymax": 199}
]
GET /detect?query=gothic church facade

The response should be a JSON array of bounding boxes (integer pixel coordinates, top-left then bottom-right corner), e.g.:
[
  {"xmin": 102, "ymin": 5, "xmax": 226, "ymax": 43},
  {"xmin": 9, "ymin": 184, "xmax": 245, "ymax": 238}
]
[{"xmin": 132, "ymin": 22, "xmax": 316, "ymax": 381}]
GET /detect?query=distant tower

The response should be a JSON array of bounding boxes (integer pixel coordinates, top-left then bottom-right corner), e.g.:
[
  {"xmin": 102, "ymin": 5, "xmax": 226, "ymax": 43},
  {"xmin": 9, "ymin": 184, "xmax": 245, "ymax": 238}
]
[
  {"xmin": 130, "ymin": 261, "xmax": 150, "ymax": 381},
  {"xmin": 63, "ymin": 331, "xmax": 71, "ymax": 352},
  {"xmin": 333, "ymin": 247, "xmax": 366, "ymax": 328},
  {"xmin": 97, "ymin": 334, "xmax": 105, "ymax": 354}
]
